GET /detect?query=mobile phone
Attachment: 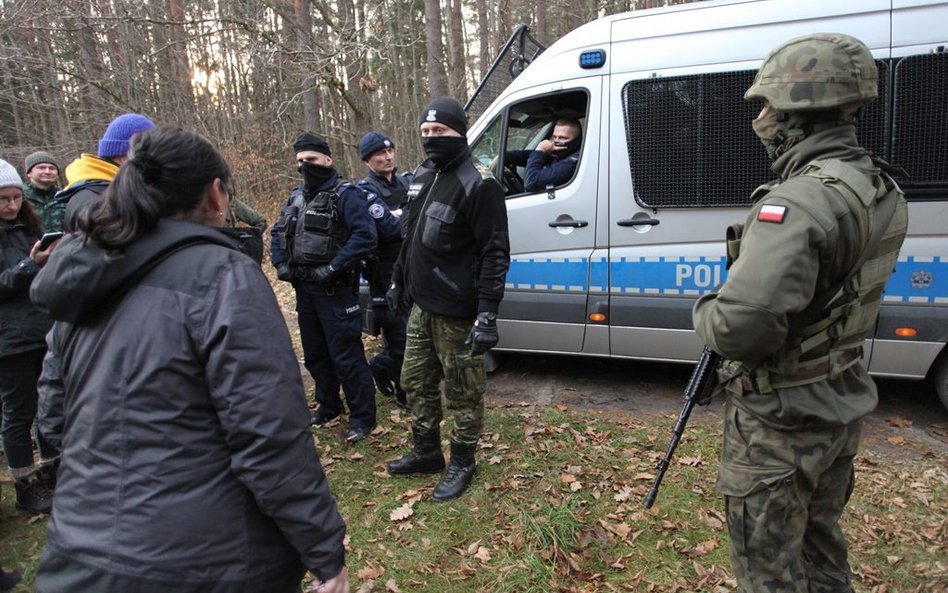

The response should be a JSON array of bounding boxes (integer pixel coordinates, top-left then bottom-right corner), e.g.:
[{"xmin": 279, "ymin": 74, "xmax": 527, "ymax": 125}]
[
  {"xmin": 553, "ymin": 140, "xmax": 567, "ymax": 147},
  {"xmin": 38, "ymin": 232, "xmax": 64, "ymax": 250}
]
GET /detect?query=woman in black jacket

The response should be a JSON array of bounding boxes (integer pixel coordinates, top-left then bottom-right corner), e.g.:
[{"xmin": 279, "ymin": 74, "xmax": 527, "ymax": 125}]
[
  {"xmin": 0, "ymin": 158, "xmax": 58, "ymax": 515},
  {"xmin": 31, "ymin": 130, "xmax": 349, "ymax": 593}
]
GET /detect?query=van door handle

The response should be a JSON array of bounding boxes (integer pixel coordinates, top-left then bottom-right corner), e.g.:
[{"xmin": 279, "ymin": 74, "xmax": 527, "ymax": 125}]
[
  {"xmin": 617, "ymin": 217, "xmax": 660, "ymax": 227},
  {"xmin": 549, "ymin": 220, "xmax": 589, "ymax": 228}
]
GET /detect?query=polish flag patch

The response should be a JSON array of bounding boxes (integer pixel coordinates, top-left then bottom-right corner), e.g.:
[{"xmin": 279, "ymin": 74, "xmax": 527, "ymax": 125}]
[{"xmin": 757, "ymin": 204, "xmax": 787, "ymax": 223}]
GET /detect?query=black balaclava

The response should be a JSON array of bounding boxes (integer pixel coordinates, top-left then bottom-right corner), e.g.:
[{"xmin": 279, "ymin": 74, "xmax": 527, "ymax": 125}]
[
  {"xmin": 419, "ymin": 97, "xmax": 470, "ymax": 169},
  {"xmin": 299, "ymin": 162, "xmax": 335, "ymax": 196},
  {"xmin": 421, "ymin": 136, "xmax": 469, "ymax": 169}
]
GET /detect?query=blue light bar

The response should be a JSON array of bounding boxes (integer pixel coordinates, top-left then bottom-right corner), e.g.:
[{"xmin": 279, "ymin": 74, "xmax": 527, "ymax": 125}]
[{"xmin": 579, "ymin": 49, "xmax": 606, "ymax": 69}]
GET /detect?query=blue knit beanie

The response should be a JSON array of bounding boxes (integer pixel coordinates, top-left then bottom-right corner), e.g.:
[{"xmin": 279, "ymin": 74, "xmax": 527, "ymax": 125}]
[
  {"xmin": 359, "ymin": 131, "xmax": 395, "ymax": 161},
  {"xmin": 98, "ymin": 113, "xmax": 155, "ymax": 158},
  {"xmin": 0, "ymin": 159, "xmax": 23, "ymax": 190}
]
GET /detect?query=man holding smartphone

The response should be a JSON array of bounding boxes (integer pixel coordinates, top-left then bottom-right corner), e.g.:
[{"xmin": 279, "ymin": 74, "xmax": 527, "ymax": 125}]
[{"xmin": 520, "ymin": 118, "xmax": 582, "ymax": 193}]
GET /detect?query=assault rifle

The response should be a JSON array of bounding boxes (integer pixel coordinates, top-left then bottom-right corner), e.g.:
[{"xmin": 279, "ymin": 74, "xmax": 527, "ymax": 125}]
[{"xmin": 644, "ymin": 345, "xmax": 721, "ymax": 509}]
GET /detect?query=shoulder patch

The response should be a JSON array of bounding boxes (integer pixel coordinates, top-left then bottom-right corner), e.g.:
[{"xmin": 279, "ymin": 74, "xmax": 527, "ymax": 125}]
[
  {"xmin": 757, "ymin": 204, "xmax": 787, "ymax": 223},
  {"xmin": 368, "ymin": 203, "xmax": 385, "ymax": 219}
]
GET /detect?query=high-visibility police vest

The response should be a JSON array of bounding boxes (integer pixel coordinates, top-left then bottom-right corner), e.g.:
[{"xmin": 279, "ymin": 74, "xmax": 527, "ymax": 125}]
[
  {"xmin": 278, "ymin": 181, "xmax": 351, "ymax": 267},
  {"xmin": 746, "ymin": 159, "xmax": 907, "ymax": 392}
]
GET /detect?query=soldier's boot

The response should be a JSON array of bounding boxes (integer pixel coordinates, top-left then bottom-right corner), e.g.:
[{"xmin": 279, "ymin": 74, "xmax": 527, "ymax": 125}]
[
  {"xmin": 14, "ymin": 474, "xmax": 53, "ymax": 515},
  {"xmin": 0, "ymin": 566, "xmax": 22, "ymax": 593},
  {"xmin": 431, "ymin": 441, "xmax": 476, "ymax": 502},
  {"xmin": 386, "ymin": 429, "xmax": 446, "ymax": 476}
]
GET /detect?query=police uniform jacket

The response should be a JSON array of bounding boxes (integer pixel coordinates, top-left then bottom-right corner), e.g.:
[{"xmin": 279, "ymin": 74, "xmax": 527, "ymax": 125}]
[
  {"xmin": 693, "ymin": 125, "xmax": 908, "ymax": 430},
  {"xmin": 31, "ymin": 220, "xmax": 346, "ymax": 592},
  {"xmin": 0, "ymin": 214, "xmax": 51, "ymax": 358},
  {"xmin": 269, "ymin": 171, "xmax": 377, "ymax": 275},
  {"xmin": 393, "ymin": 149, "xmax": 510, "ymax": 318}
]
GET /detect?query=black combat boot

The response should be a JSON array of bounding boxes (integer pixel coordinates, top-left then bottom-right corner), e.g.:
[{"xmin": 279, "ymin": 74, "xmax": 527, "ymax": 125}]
[
  {"xmin": 14, "ymin": 474, "xmax": 53, "ymax": 515},
  {"xmin": 0, "ymin": 566, "xmax": 22, "ymax": 592},
  {"xmin": 431, "ymin": 441, "xmax": 477, "ymax": 502},
  {"xmin": 386, "ymin": 429, "xmax": 446, "ymax": 476}
]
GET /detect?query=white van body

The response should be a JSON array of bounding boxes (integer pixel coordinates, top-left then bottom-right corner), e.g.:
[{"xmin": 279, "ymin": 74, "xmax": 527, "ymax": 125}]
[{"xmin": 467, "ymin": 0, "xmax": 948, "ymax": 401}]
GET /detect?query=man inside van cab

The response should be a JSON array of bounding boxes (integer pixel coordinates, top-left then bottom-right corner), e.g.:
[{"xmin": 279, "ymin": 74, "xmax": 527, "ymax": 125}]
[
  {"xmin": 506, "ymin": 118, "xmax": 582, "ymax": 193},
  {"xmin": 692, "ymin": 34, "xmax": 907, "ymax": 593}
]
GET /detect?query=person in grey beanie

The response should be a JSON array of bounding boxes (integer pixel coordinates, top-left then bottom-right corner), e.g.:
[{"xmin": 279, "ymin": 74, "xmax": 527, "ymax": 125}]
[
  {"xmin": 23, "ymin": 151, "xmax": 64, "ymax": 232},
  {"xmin": 0, "ymin": 158, "xmax": 59, "ymax": 515},
  {"xmin": 58, "ymin": 113, "xmax": 155, "ymax": 232}
]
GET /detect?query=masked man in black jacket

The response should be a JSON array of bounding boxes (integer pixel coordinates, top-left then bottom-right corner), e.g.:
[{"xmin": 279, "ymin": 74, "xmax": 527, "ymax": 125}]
[{"xmin": 385, "ymin": 97, "xmax": 510, "ymax": 501}]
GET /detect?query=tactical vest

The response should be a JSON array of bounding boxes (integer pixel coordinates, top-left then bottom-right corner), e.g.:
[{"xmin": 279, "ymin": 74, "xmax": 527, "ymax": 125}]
[
  {"xmin": 738, "ymin": 159, "xmax": 907, "ymax": 393},
  {"xmin": 364, "ymin": 173, "xmax": 409, "ymax": 210},
  {"xmin": 278, "ymin": 181, "xmax": 350, "ymax": 267}
]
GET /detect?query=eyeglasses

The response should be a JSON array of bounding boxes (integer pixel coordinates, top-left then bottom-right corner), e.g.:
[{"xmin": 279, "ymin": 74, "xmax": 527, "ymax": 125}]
[{"xmin": 0, "ymin": 195, "xmax": 23, "ymax": 206}]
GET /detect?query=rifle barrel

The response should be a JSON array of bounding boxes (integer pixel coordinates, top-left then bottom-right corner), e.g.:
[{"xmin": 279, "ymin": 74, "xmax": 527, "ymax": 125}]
[{"xmin": 643, "ymin": 346, "xmax": 721, "ymax": 509}]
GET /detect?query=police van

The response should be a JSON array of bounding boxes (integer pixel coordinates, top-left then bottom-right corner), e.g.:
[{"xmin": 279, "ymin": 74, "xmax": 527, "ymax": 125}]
[{"xmin": 465, "ymin": 0, "xmax": 948, "ymax": 408}]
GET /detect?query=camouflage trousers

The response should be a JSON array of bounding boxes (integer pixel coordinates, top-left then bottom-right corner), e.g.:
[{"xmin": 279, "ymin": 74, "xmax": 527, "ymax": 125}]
[
  {"xmin": 400, "ymin": 305, "xmax": 485, "ymax": 447},
  {"xmin": 716, "ymin": 400, "xmax": 861, "ymax": 593}
]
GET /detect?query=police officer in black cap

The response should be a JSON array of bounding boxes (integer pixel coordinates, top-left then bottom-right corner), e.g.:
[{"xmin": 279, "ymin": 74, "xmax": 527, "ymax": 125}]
[
  {"xmin": 271, "ymin": 132, "xmax": 378, "ymax": 442},
  {"xmin": 356, "ymin": 131, "xmax": 413, "ymax": 408}
]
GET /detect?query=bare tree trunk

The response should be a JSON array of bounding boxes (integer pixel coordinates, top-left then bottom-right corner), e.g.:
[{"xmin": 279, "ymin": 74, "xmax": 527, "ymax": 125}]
[
  {"xmin": 168, "ymin": 0, "xmax": 195, "ymax": 127},
  {"xmin": 423, "ymin": 0, "xmax": 448, "ymax": 98},
  {"xmin": 536, "ymin": 0, "xmax": 548, "ymax": 45},
  {"xmin": 295, "ymin": 0, "xmax": 320, "ymax": 131},
  {"xmin": 476, "ymin": 0, "xmax": 489, "ymax": 79},
  {"xmin": 446, "ymin": 0, "xmax": 467, "ymax": 102}
]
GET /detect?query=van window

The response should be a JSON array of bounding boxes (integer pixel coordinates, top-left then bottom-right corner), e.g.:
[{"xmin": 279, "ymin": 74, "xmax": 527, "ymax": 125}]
[
  {"xmin": 469, "ymin": 90, "xmax": 589, "ymax": 197},
  {"xmin": 892, "ymin": 53, "xmax": 948, "ymax": 190},
  {"xmin": 622, "ymin": 64, "xmax": 894, "ymax": 209}
]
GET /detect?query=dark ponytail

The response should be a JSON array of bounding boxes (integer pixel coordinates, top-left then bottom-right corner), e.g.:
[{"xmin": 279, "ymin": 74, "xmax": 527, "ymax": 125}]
[{"xmin": 80, "ymin": 127, "xmax": 231, "ymax": 250}]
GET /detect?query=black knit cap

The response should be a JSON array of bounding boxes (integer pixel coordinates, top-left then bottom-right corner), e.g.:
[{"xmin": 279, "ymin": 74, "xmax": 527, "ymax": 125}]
[
  {"xmin": 419, "ymin": 97, "xmax": 468, "ymax": 135},
  {"xmin": 293, "ymin": 132, "xmax": 331, "ymax": 156}
]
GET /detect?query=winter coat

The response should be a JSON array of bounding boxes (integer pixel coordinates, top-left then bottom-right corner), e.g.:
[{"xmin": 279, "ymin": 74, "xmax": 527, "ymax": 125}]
[
  {"xmin": 0, "ymin": 215, "xmax": 50, "ymax": 358},
  {"xmin": 32, "ymin": 219, "xmax": 346, "ymax": 593},
  {"xmin": 393, "ymin": 151, "xmax": 510, "ymax": 318}
]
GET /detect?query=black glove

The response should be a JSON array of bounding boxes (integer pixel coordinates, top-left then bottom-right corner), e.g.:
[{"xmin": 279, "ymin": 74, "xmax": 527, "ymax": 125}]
[
  {"xmin": 276, "ymin": 262, "xmax": 293, "ymax": 282},
  {"xmin": 386, "ymin": 284, "xmax": 403, "ymax": 312},
  {"xmin": 465, "ymin": 311, "xmax": 498, "ymax": 356},
  {"xmin": 313, "ymin": 264, "xmax": 337, "ymax": 286}
]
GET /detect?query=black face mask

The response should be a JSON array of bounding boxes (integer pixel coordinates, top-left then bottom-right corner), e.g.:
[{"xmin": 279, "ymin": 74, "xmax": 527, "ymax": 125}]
[
  {"xmin": 421, "ymin": 136, "xmax": 469, "ymax": 169},
  {"xmin": 558, "ymin": 135, "xmax": 583, "ymax": 158},
  {"xmin": 299, "ymin": 162, "xmax": 334, "ymax": 195}
]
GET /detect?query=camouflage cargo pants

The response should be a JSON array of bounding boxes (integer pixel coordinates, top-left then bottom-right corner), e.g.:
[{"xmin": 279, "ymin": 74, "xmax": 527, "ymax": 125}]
[
  {"xmin": 716, "ymin": 400, "xmax": 861, "ymax": 593},
  {"xmin": 400, "ymin": 305, "xmax": 485, "ymax": 447}
]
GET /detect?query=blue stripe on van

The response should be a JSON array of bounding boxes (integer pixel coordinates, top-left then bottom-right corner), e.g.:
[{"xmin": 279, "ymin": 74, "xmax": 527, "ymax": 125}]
[
  {"xmin": 882, "ymin": 256, "xmax": 945, "ymax": 304},
  {"xmin": 504, "ymin": 255, "xmax": 945, "ymax": 303}
]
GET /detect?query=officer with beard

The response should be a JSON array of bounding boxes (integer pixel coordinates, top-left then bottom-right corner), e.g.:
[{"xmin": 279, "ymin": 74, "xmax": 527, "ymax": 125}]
[
  {"xmin": 271, "ymin": 133, "xmax": 378, "ymax": 443},
  {"xmin": 385, "ymin": 97, "xmax": 510, "ymax": 501},
  {"xmin": 693, "ymin": 34, "xmax": 907, "ymax": 592}
]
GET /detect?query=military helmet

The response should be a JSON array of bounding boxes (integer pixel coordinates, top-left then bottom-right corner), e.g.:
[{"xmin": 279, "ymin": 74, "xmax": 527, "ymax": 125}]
[{"xmin": 745, "ymin": 33, "xmax": 878, "ymax": 110}]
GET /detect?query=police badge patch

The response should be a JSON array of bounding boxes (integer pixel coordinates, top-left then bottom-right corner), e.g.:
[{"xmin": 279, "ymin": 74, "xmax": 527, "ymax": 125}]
[{"xmin": 368, "ymin": 203, "xmax": 385, "ymax": 219}]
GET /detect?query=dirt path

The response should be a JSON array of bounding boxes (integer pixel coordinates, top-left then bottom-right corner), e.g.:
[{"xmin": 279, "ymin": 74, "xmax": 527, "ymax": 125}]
[{"xmin": 486, "ymin": 352, "xmax": 948, "ymax": 463}]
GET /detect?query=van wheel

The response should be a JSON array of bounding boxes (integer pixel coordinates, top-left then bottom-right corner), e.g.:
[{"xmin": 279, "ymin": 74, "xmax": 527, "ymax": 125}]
[
  {"xmin": 934, "ymin": 349, "xmax": 948, "ymax": 412},
  {"xmin": 484, "ymin": 351, "xmax": 502, "ymax": 374}
]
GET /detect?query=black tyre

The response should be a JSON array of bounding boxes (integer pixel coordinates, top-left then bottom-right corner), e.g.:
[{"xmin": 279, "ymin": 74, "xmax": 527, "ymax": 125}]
[{"xmin": 934, "ymin": 348, "xmax": 948, "ymax": 412}]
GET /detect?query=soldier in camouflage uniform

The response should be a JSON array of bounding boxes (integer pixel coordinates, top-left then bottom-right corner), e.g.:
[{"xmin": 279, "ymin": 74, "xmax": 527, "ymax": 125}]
[
  {"xmin": 692, "ymin": 34, "xmax": 908, "ymax": 593},
  {"xmin": 385, "ymin": 97, "xmax": 510, "ymax": 502}
]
